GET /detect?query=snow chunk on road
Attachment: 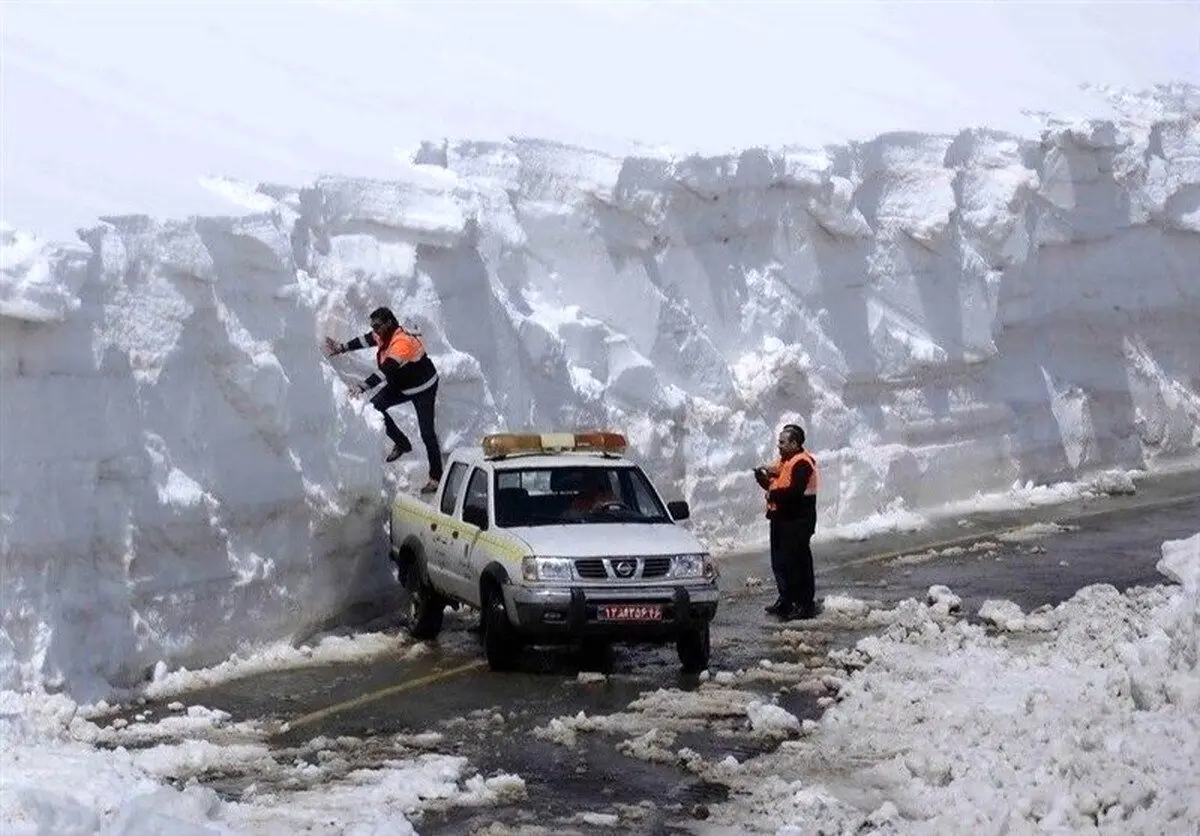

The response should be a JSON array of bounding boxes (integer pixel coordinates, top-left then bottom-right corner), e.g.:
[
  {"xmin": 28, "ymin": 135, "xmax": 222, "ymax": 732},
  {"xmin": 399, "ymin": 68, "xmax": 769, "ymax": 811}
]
[
  {"xmin": 820, "ymin": 595, "xmax": 873, "ymax": 619},
  {"xmin": 926, "ymin": 585, "xmax": 962, "ymax": 614},
  {"xmin": 746, "ymin": 701, "xmax": 801, "ymax": 737}
]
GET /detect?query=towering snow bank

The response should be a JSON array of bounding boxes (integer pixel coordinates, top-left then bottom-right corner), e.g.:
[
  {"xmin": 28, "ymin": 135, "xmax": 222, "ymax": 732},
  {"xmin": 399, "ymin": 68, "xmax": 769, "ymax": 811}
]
[
  {"xmin": 0, "ymin": 220, "xmax": 391, "ymax": 699},
  {"xmin": 2, "ymin": 95, "xmax": 1198, "ymax": 697}
]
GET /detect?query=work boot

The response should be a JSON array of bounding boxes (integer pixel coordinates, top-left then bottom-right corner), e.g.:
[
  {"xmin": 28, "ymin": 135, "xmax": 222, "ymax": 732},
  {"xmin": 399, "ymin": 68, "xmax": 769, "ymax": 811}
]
[
  {"xmin": 418, "ymin": 478, "xmax": 439, "ymax": 495},
  {"xmin": 386, "ymin": 439, "xmax": 413, "ymax": 462},
  {"xmin": 764, "ymin": 598, "xmax": 787, "ymax": 616},
  {"xmin": 780, "ymin": 602, "xmax": 818, "ymax": 621}
]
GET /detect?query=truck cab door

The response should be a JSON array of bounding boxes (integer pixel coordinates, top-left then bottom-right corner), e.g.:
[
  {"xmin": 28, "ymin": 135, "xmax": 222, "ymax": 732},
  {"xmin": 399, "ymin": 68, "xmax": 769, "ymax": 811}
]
[
  {"xmin": 427, "ymin": 462, "xmax": 468, "ymax": 591},
  {"xmin": 450, "ymin": 466, "xmax": 490, "ymax": 602}
]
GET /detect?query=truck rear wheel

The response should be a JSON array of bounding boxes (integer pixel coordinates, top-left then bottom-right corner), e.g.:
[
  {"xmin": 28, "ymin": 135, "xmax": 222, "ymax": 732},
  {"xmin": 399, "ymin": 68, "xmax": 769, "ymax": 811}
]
[
  {"xmin": 676, "ymin": 622, "xmax": 711, "ymax": 673},
  {"xmin": 407, "ymin": 571, "xmax": 445, "ymax": 641}
]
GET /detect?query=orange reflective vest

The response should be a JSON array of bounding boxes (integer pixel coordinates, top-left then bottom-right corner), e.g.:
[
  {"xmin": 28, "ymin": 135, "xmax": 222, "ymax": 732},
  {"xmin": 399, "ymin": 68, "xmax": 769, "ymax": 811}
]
[
  {"xmin": 766, "ymin": 450, "xmax": 819, "ymax": 516},
  {"xmin": 376, "ymin": 328, "xmax": 427, "ymax": 368}
]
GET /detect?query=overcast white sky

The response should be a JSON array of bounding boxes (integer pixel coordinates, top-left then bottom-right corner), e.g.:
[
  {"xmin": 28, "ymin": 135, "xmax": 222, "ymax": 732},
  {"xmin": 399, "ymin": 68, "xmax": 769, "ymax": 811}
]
[{"xmin": 2, "ymin": 1, "xmax": 1197, "ymax": 243}]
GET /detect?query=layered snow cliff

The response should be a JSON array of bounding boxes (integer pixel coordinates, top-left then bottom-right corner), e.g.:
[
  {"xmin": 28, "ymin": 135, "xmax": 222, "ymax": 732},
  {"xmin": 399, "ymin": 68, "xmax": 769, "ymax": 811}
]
[{"xmin": 2, "ymin": 99, "xmax": 1198, "ymax": 697}]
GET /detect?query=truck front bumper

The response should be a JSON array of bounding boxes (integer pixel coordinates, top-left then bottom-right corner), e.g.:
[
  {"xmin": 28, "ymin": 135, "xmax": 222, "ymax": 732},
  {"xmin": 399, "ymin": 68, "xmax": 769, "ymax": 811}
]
[{"xmin": 505, "ymin": 583, "xmax": 719, "ymax": 643}]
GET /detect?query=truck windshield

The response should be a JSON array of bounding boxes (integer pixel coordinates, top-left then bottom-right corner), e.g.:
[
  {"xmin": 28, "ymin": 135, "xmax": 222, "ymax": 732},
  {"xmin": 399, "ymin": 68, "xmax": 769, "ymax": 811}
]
[{"xmin": 493, "ymin": 465, "xmax": 671, "ymax": 527}]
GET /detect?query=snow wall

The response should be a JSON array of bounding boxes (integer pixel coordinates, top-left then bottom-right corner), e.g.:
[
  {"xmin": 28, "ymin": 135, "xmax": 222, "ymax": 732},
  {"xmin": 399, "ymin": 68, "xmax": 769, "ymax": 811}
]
[{"xmin": 2, "ymin": 102, "xmax": 1198, "ymax": 698}]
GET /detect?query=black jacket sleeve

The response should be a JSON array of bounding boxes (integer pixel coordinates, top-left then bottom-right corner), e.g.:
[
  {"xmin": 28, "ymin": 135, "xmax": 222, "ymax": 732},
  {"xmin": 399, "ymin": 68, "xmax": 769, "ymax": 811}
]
[
  {"xmin": 338, "ymin": 332, "xmax": 383, "ymax": 388},
  {"xmin": 341, "ymin": 331, "xmax": 377, "ymax": 353}
]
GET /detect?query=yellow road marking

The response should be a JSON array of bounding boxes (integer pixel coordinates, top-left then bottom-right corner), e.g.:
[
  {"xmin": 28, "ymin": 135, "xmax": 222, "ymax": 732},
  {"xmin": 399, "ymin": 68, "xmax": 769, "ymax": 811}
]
[
  {"xmin": 830, "ymin": 490, "xmax": 1200, "ymax": 571},
  {"xmin": 276, "ymin": 659, "xmax": 486, "ymax": 736}
]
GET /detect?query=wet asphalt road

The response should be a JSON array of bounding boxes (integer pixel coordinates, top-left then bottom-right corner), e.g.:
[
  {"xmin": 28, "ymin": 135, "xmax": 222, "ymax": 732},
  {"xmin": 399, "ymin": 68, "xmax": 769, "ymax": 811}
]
[{"xmin": 143, "ymin": 470, "xmax": 1200, "ymax": 835}]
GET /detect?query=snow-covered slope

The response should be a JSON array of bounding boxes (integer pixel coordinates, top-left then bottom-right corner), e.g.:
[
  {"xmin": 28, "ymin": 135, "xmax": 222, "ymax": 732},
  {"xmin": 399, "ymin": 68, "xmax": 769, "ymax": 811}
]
[
  {"xmin": 2, "ymin": 96, "xmax": 1198, "ymax": 698},
  {"xmin": 7, "ymin": 3, "xmax": 1199, "ymax": 244}
]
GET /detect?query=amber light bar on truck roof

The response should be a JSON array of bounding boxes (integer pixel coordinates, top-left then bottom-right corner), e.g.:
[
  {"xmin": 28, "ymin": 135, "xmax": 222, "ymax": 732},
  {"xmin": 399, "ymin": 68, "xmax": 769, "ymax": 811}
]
[{"xmin": 481, "ymin": 431, "xmax": 628, "ymax": 459}]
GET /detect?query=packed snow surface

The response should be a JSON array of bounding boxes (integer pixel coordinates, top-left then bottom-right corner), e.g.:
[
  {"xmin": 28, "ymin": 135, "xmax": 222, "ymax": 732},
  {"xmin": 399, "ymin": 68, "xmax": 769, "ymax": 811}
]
[
  {"xmin": 700, "ymin": 533, "xmax": 1200, "ymax": 834},
  {"xmin": 5, "ymin": 533, "xmax": 1193, "ymax": 833},
  {"xmin": 0, "ymin": 685, "xmax": 526, "ymax": 836}
]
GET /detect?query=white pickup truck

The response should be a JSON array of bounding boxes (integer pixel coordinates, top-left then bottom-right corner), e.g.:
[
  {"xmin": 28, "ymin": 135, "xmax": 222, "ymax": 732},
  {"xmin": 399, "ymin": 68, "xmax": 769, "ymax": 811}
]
[{"xmin": 388, "ymin": 431, "xmax": 720, "ymax": 672}]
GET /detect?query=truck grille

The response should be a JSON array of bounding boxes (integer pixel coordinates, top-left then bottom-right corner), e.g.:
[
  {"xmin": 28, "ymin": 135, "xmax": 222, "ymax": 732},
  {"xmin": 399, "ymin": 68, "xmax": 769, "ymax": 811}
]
[
  {"xmin": 642, "ymin": 557, "xmax": 671, "ymax": 578},
  {"xmin": 572, "ymin": 556, "xmax": 674, "ymax": 580},
  {"xmin": 574, "ymin": 559, "xmax": 607, "ymax": 579}
]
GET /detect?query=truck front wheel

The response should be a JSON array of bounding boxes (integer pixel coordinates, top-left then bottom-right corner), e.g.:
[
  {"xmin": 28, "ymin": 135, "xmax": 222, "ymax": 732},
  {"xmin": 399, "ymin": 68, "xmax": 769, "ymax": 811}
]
[
  {"xmin": 676, "ymin": 622, "xmax": 711, "ymax": 673},
  {"xmin": 481, "ymin": 585, "xmax": 522, "ymax": 671}
]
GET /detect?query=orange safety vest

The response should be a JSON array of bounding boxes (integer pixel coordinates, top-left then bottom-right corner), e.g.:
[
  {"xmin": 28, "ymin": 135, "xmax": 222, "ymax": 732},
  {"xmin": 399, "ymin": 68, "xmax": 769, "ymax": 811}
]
[
  {"xmin": 376, "ymin": 328, "xmax": 426, "ymax": 369},
  {"xmin": 765, "ymin": 450, "xmax": 819, "ymax": 514}
]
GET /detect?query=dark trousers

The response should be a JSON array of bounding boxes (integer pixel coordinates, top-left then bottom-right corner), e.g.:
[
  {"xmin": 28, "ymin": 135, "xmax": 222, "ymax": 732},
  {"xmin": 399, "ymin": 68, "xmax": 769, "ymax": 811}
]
[
  {"xmin": 769, "ymin": 517, "xmax": 815, "ymax": 608},
  {"xmin": 371, "ymin": 381, "xmax": 443, "ymax": 479}
]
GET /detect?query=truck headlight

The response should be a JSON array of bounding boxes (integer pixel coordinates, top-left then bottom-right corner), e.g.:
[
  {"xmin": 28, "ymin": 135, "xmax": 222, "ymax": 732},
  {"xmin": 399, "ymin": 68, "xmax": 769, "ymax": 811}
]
[
  {"xmin": 672, "ymin": 553, "xmax": 716, "ymax": 580},
  {"xmin": 522, "ymin": 556, "xmax": 573, "ymax": 583}
]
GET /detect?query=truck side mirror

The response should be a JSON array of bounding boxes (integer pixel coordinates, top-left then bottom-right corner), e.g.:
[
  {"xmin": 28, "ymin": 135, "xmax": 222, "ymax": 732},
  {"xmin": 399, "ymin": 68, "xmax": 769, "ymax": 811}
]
[{"xmin": 667, "ymin": 500, "xmax": 689, "ymax": 521}]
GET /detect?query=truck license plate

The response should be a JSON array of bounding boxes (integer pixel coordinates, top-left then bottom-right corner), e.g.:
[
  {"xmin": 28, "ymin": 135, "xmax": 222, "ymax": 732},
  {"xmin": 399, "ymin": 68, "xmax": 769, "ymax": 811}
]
[{"xmin": 597, "ymin": 604, "xmax": 663, "ymax": 621}]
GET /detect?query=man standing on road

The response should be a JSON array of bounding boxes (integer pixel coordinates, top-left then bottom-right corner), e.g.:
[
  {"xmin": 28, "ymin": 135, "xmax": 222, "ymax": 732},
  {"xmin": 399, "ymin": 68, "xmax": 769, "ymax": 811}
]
[
  {"xmin": 324, "ymin": 306, "xmax": 443, "ymax": 494},
  {"xmin": 754, "ymin": 423, "xmax": 820, "ymax": 620}
]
